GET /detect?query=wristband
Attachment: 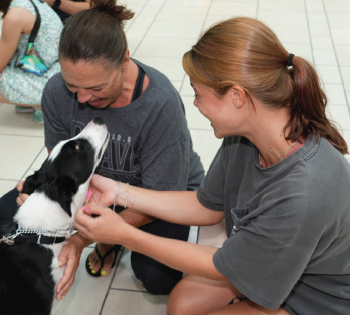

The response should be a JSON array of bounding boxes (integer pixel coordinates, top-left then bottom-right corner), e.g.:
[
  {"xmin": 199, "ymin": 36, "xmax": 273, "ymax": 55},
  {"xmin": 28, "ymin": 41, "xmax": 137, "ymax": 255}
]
[{"xmin": 53, "ymin": 0, "xmax": 61, "ymax": 9}]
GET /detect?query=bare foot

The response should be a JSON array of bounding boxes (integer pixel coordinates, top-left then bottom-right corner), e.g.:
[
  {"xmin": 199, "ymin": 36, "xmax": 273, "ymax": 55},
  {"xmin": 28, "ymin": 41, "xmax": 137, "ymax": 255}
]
[{"xmin": 87, "ymin": 243, "xmax": 116, "ymax": 276}]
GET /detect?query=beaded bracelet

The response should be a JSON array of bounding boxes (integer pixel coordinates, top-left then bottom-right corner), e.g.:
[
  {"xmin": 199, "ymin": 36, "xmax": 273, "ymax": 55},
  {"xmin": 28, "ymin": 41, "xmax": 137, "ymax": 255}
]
[
  {"xmin": 124, "ymin": 183, "xmax": 129, "ymax": 208},
  {"xmin": 113, "ymin": 181, "xmax": 121, "ymax": 212}
]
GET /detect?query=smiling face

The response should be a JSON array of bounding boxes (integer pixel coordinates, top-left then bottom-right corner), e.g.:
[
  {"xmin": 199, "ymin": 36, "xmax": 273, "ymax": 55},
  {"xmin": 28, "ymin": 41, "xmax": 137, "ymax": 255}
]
[
  {"xmin": 60, "ymin": 57, "xmax": 127, "ymax": 109},
  {"xmin": 190, "ymin": 80, "xmax": 246, "ymax": 139}
]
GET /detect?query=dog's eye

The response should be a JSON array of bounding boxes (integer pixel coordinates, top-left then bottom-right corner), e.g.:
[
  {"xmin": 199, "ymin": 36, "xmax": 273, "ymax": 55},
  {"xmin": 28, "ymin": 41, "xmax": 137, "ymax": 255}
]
[{"xmin": 75, "ymin": 143, "xmax": 81, "ymax": 150}]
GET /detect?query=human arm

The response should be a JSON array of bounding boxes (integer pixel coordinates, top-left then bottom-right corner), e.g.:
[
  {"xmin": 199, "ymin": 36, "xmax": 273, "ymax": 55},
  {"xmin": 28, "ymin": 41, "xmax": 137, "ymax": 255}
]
[
  {"xmin": 75, "ymin": 204, "xmax": 227, "ymax": 281},
  {"xmin": 55, "ymin": 232, "xmax": 92, "ymax": 300},
  {"xmin": 43, "ymin": 0, "xmax": 90, "ymax": 15},
  {"xmin": 0, "ymin": 8, "xmax": 33, "ymax": 73},
  {"xmin": 88, "ymin": 174, "xmax": 225, "ymax": 226}
]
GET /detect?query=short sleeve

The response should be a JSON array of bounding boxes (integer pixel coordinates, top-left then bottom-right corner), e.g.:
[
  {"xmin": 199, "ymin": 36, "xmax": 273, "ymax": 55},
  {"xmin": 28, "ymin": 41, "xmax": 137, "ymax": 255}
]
[
  {"xmin": 197, "ymin": 139, "xmax": 226, "ymax": 211},
  {"xmin": 213, "ymin": 222, "xmax": 312, "ymax": 309},
  {"xmin": 138, "ymin": 92, "xmax": 204, "ymax": 191},
  {"xmin": 41, "ymin": 74, "xmax": 74, "ymax": 150}
]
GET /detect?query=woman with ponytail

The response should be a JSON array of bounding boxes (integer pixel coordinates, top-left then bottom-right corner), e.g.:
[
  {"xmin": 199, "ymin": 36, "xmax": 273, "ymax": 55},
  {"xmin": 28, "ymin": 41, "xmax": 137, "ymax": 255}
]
[{"xmin": 72, "ymin": 17, "xmax": 350, "ymax": 314}]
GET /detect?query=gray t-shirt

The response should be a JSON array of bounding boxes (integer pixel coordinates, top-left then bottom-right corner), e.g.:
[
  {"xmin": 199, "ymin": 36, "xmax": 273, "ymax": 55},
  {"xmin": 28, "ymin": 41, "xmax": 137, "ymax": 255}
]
[
  {"xmin": 197, "ymin": 135, "xmax": 350, "ymax": 315},
  {"xmin": 41, "ymin": 59, "xmax": 204, "ymax": 191}
]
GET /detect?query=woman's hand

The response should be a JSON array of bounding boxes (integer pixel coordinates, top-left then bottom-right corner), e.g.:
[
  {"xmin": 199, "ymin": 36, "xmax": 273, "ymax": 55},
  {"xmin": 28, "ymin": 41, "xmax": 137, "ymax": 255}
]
[
  {"xmin": 16, "ymin": 181, "xmax": 29, "ymax": 206},
  {"xmin": 75, "ymin": 204, "xmax": 129, "ymax": 245},
  {"xmin": 56, "ymin": 233, "xmax": 90, "ymax": 300},
  {"xmin": 87, "ymin": 174, "xmax": 119, "ymax": 207}
]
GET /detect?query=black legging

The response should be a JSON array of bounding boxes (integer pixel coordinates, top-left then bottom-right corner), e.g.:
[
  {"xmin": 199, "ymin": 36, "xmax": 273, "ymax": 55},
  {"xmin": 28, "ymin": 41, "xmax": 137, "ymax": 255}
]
[
  {"xmin": 132, "ymin": 218, "xmax": 189, "ymax": 295},
  {"xmin": 0, "ymin": 187, "xmax": 189, "ymax": 295}
]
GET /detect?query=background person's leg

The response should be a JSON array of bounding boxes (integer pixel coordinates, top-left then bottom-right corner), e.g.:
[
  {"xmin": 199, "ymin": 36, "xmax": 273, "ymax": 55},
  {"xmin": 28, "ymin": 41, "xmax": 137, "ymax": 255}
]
[
  {"xmin": 0, "ymin": 188, "xmax": 19, "ymax": 221},
  {"xmin": 131, "ymin": 219, "xmax": 190, "ymax": 295}
]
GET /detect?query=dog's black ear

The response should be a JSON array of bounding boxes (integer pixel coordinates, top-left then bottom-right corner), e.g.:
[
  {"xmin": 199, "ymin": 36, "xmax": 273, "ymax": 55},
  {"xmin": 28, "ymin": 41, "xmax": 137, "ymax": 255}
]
[
  {"xmin": 47, "ymin": 176, "xmax": 77, "ymax": 217},
  {"xmin": 22, "ymin": 159, "xmax": 48, "ymax": 195},
  {"xmin": 22, "ymin": 171, "xmax": 44, "ymax": 195}
]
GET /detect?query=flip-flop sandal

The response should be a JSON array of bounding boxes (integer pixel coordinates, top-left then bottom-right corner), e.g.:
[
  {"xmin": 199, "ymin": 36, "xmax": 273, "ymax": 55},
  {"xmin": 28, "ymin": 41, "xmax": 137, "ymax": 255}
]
[{"xmin": 85, "ymin": 244, "xmax": 121, "ymax": 277}]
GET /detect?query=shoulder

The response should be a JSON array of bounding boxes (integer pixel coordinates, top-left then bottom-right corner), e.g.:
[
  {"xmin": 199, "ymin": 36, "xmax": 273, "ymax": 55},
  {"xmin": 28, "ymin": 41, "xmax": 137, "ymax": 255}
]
[
  {"xmin": 302, "ymin": 137, "xmax": 350, "ymax": 189},
  {"xmin": 6, "ymin": 5, "xmax": 34, "ymax": 21},
  {"xmin": 4, "ymin": 6, "xmax": 33, "ymax": 27},
  {"xmin": 304, "ymin": 136, "xmax": 350, "ymax": 208},
  {"xmin": 44, "ymin": 73, "xmax": 66, "ymax": 92},
  {"xmin": 133, "ymin": 58, "xmax": 179, "ymax": 99},
  {"xmin": 42, "ymin": 73, "xmax": 75, "ymax": 108}
]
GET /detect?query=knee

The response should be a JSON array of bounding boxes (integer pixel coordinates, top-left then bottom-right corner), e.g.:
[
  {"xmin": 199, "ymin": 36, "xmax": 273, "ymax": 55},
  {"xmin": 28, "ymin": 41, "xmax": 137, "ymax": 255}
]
[{"xmin": 167, "ymin": 287, "xmax": 193, "ymax": 315}]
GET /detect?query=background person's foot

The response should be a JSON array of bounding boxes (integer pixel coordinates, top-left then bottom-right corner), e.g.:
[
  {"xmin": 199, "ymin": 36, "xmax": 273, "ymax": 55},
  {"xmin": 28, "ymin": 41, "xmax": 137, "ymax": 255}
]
[
  {"xmin": 87, "ymin": 243, "xmax": 120, "ymax": 276},
  {"xmin": 32, "ymin": 109, "xmax": 44, "ymax": 124},
  {"xmin": 15, "ymin": 106, "xmax": 34, "ymax": 113}
]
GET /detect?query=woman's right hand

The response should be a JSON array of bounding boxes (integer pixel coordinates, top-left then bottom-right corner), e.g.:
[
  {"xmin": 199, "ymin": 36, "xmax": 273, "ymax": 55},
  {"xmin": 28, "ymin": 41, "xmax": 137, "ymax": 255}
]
[
  {"xmin": 87, "ymin": 174, "xmax": 119, "ymax": 207},
  {"xmin": 16, "ymin": 180, "xmax": 29, "ymax": 206}
]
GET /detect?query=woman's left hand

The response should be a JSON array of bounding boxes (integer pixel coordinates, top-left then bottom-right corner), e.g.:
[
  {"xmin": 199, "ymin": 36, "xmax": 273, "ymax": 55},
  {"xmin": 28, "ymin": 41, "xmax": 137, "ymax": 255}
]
[{"xmin": 75, "ymin": 204, "xmax": 128, "ymax": 245}]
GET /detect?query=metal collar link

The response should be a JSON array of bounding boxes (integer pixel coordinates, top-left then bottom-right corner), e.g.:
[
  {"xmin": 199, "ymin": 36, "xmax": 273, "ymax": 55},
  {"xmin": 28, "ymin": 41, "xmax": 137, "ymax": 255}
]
[
  {"xmin": 0, "ymin": 235, "xmax": 15, "ymax": 245},
  {"xmin": 0, "ymin": 224, "xmax": 75, "ymax": 246}
]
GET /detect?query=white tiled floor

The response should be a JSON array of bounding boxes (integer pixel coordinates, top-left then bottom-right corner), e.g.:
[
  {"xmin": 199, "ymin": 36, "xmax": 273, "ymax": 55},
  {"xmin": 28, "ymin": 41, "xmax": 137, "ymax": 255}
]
[{"xmin": 0, "ymin": 0, "xmax": 350, "ymax": 314}]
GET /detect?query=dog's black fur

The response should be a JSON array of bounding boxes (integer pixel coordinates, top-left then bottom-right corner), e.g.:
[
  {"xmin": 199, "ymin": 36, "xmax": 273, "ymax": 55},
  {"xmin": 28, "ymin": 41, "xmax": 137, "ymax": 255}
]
[{"xmin": 0, "ymin": 118, "xmax": 109, "ymax": 315}]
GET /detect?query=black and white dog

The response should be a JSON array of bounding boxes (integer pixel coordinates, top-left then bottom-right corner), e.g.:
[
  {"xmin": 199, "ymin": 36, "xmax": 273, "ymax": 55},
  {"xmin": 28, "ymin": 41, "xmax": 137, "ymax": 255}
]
[{"xmin": 0, "ymin": 117, "xmax": 109, "ymax": 315}]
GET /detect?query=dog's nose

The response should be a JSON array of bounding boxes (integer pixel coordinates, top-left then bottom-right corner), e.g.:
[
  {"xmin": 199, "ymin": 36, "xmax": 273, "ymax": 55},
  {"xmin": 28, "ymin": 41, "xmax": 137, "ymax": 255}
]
[{"xmin": 93, "ymin": 117, "xmax": 105, "ymax": 125}]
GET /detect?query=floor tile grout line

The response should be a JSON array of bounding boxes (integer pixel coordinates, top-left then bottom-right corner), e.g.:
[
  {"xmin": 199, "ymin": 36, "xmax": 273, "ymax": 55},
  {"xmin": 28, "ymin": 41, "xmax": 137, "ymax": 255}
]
[
  {"xmin": 99, "ymin": 247, "xmax": 126, "ymax": 315},
  {"xmin": 131, "ymin": 0, "xmax": 169, "ymax": 58},
  {"xmin": 257, "ymin": 9, "xmax": 314, "ymax": 13},
  {"xmin": 199, "ymin": 0, "xmax": 214, "ymax": 35},
  {"xmin": 109, "ymin": 288, "xmax": 148, "ymax": 293},
  {"xmin": 0, "ymin": 133, "xmax": 44, "ymax": 138},
  {"xmin": 322, "ymin": 0, "xmax": 350, "ymax": 111},
  {"xmin": 125, "ymin": 0, "xmax": 149, "ymax": 31},
  {"xmin": 304, "ymin": 0, "xmax": 316, "ymax": 65},
  {"xmin": 178, "ymin": 0, "xmax": 214, "ymax": 95},
  {"xmin": 19, "ymin": 146, "xmax": 46, "ymax": 183}
]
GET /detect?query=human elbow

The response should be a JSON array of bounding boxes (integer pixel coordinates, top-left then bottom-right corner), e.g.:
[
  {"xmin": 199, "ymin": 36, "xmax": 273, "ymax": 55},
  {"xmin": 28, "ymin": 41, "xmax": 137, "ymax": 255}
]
[{"xmin": 203, "ymin": 210, "xmax": 224, "ymax": 226}]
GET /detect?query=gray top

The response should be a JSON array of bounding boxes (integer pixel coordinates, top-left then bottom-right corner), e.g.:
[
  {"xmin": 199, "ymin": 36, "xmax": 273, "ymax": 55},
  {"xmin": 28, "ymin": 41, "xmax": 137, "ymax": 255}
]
[
  {"xmin": 41, "ymin": 59, "xmax": 204, "ymax": 191},
  {"xmin": 197, "ymin": 135, "xmax": 350, "ymax": 315}
]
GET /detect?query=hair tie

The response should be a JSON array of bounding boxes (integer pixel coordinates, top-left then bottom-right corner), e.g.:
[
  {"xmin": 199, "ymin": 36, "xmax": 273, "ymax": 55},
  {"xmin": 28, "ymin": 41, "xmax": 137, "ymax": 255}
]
[{"xmin": 287, "ymin": 53, "xmax": 295, "ymax": 68}]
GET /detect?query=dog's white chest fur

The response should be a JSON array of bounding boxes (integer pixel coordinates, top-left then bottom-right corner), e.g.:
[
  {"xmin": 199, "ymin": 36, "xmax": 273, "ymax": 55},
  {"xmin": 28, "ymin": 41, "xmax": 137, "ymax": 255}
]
[
  {"xmin": 2, "ymin": 118, "xmax": 109, "ymax": 315},
  {"xmin": 14, "ymin": 182, "xmax": 90, "ymax": 303}
]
